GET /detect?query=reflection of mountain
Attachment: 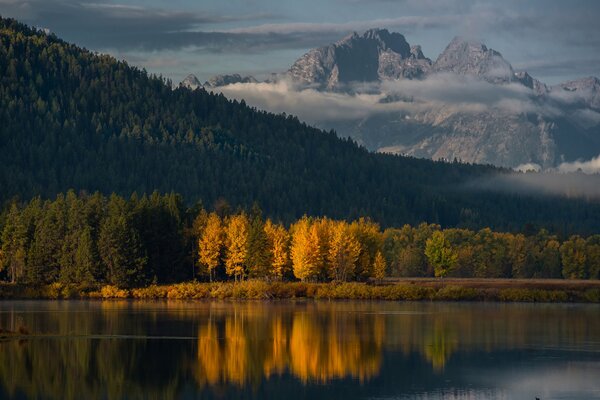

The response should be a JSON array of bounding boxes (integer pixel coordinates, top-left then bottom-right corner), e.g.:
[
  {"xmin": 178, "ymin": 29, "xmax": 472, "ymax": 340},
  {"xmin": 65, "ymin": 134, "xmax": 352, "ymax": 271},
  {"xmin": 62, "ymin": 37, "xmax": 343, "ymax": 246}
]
[{"xmin": 192, "ymin": 29, "xmax": 600, "ymax": 168}]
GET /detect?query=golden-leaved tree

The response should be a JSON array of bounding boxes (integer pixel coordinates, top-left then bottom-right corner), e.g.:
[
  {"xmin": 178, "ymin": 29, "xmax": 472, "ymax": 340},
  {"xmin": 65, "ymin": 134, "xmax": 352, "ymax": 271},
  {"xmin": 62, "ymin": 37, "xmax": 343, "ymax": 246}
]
[
  {"xmin": 327, "ymin": 221, "xmax": 361, "ymax": 282},
  {"xmin": 225, "ymin": 214, "xmax": 249, "ymax": 281},
  {"xmin": 373, "ymin": 251, "xmax": 386, "ymax": 281},
  {"xmin": 290, "ymin": 217, "xmax": 321, "ymax": 281},
  {"xmin": 264, "ymin": 219, "xmax": 290, "ymax": 280},
  {"xmin": 198, "ymin": 212, "xmax": 223, "ymax": 282}
]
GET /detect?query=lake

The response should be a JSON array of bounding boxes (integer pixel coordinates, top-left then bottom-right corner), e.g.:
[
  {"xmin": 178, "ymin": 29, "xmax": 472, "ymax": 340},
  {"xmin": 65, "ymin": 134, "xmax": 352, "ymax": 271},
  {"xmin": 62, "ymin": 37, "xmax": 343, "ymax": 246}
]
[{"xmin": 0, "ymin": 300, "xmax": 599, "ymax": 399}]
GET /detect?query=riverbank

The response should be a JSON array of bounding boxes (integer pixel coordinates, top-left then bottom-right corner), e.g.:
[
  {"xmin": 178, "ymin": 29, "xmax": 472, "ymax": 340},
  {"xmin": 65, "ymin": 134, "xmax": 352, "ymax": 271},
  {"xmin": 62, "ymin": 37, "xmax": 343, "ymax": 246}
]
[{"xmin": 1, "ymin": 279, "xmax": 600, "ymax": 302}]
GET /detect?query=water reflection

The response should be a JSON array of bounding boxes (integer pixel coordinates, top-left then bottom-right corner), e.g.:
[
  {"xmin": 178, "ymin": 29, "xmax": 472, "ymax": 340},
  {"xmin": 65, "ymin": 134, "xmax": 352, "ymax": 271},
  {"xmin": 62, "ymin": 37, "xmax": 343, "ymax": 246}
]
[{"xmin": 0, "ymin": 301, "xmax": 599, "ymax": 399}]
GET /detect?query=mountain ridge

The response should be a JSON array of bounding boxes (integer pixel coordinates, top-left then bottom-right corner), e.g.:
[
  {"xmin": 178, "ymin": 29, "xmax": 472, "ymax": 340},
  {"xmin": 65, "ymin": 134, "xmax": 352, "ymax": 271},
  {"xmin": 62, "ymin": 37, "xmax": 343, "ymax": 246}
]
[{"xmin": 186, "ymin": 28, "xmax": 600, "ymax": 169}]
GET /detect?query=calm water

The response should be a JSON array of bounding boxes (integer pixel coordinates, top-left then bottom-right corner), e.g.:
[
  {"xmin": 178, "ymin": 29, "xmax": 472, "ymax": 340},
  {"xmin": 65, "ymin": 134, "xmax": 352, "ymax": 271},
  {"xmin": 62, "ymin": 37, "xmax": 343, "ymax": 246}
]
[{"xmin": 0, "ymin": 300, "xmax": 599, "ymax": 400}]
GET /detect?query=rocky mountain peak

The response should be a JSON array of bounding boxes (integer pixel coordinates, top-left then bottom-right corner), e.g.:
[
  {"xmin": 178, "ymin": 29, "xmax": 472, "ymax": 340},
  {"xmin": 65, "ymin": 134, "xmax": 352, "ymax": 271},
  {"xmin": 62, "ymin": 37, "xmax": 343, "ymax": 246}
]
[
  {"xmin": 555, "ymin": 76, "xmax": 600, "ymax": 110},
  {"xmin": 203, "ymin": 74, "xmax": 257, "ymax": 88},
  {"xmin": 433, "ymin": 36, "xmax": 514, "ymax": 83},
  {"xmin": 287, "ymin": 28, "xmax": 430, "ymax": 90},
  {"xmin": 180, "ymin": 74, "xmax": 201, "ymax": 90}
]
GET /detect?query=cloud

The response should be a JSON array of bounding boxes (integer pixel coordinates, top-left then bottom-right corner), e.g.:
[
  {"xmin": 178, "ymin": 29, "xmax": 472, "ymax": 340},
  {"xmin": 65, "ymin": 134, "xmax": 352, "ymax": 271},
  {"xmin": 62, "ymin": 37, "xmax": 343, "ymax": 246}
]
[
  {"xmin": 514, "ymin": 163, "xmax": 541, "ymax": 173},
  {"xmin": 225, "ymin": 15, "xmax": 462, "ymax": 35},
  {"xmin": 0, "ymin": 0, "xmax": 284, "ymax": 52},
  {"xmin": 214, "ymin": 73, "xmax": 561, "ymax": 127},
  {"xmin": 558, "ymin": 154, "xmax": 600, "ymax": 174},
  {"xmin": 473, "ymin": 171, "xmax": 600, "ymax": 200}
]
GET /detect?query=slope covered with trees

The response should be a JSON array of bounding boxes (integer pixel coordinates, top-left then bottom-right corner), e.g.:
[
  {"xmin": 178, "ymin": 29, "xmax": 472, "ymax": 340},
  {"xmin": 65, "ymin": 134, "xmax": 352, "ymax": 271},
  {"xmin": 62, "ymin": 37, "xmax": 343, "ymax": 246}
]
[{"xmin": 1, "ymin": 16, "xmax": 600, "ymax": 233}]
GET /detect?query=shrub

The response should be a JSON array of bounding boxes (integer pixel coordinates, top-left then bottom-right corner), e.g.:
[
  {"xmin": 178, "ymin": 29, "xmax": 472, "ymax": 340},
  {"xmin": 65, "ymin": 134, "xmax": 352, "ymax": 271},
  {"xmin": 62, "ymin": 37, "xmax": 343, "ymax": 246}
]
[{"xmin": 99, "ymin": 285, "xmax": 130, "ymax": 299}]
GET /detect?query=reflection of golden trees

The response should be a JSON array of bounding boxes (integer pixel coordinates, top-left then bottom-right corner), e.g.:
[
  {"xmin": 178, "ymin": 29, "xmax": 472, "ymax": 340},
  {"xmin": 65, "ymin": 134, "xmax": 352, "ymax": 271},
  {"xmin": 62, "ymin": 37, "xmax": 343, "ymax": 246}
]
[
  {"xmin": 2, "ymin": 301, "xmax": 600, "ymax": 398},
  {"xmin": 195, "ymin": 306, "xmax": 385, "ymax": 385}
]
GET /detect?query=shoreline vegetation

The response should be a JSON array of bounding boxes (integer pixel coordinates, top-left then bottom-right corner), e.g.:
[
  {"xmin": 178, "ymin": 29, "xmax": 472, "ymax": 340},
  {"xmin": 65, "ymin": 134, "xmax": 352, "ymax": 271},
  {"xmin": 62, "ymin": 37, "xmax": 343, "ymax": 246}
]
[
  {"xmin": 2, "ymin": 192, "xmax": 600, "ymax": 300},
  {"xmin": 1, "ymin": 279, "xmax": 599, "ymax": 303}
]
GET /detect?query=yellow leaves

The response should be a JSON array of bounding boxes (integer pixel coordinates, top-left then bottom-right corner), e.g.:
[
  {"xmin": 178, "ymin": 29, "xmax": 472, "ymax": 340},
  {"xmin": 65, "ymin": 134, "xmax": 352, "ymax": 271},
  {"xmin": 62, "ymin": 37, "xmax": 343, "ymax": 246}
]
[
  {"xmin": 198, "ymin": 213, "xmax": 223, "ymax": 280},
  {"xmin": 327, "ymin": 221, "xmax": 361, "ymax": 282},
  {"xmin": 225, "ymin": 214, "xmax": 249, "ymax": 280},
  {"xmin": 373, "ymin": 251, "xmax": 386, "ymax": 280},
  {"xmin": 264, "ymin": 219, "xmax": 290, "ymax": 280},
  {"xmin": 290, "ymin": 217, "xmax": 321, "ymax": 282}
]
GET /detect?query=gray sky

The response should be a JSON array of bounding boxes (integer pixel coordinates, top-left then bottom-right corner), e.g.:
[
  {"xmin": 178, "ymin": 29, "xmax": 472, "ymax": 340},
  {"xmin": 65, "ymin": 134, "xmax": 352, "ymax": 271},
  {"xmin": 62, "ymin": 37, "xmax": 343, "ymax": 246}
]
[{"xmin": 1, "ymin": 0, "xmax": 599, "ymax": 84}]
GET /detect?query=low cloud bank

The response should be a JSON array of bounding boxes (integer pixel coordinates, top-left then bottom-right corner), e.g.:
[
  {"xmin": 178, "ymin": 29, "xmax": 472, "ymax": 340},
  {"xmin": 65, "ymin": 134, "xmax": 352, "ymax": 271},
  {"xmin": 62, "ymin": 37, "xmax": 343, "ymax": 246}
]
[
  {"xmin": 215, "ymin": 73, "xmax": 576, "ymax": 129},
  {"xmin": 473, "ymin": 171, "xmax": 600, "ymax": 200},
  {"xmin": 558, "ymin": 154, "xmax": 600, "ymax": 174}
]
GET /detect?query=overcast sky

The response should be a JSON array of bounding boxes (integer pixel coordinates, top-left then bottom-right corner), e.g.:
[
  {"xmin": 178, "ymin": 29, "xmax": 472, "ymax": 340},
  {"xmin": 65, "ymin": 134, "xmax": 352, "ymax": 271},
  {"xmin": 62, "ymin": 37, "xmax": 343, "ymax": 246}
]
[{"xmin": 1, "ymin": 0, "xmax": 599, "ymax": 84}]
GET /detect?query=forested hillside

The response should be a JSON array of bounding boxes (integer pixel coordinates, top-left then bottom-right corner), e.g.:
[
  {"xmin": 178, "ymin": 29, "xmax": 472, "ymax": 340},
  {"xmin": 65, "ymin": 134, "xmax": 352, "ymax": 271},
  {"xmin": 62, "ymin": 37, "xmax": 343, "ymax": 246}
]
[{"xmin": 1, "ymin": 16, "xmax": 600, "ymax": 233}]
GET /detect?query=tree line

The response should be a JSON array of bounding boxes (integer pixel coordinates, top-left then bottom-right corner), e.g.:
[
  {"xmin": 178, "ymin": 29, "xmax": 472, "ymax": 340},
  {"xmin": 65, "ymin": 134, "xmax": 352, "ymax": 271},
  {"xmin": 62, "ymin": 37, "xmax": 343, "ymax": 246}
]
[
  {"xmin": 2, "ymin": 16, "xmax": 600, "ymax": 235},
  {"xmin": 1, "ymin": 192, "xmax": 598, "ymax": 288}
]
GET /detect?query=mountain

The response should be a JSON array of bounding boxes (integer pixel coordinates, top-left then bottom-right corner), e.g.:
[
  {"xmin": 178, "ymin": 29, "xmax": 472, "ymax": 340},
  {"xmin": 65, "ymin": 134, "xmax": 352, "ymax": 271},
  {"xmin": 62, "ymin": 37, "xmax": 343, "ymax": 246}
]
[
  {"xmin": 286, "ymin": 28, "xmax": 431, "ymax": 90},
  {"xmin": 2, "ymin": 16, "xmax": 600, "ymax": 234},
  {"xmin": 554, "ymin": 77, "xmax": 600, "ymax": 110},
  {"xmin": 285, "ymin": 32, "xmax": 600, "ymax": 168},
  {"xmin": 204, "ymin": 74, "xmax": 257, "ymax": 88},
  {"xmin": 194, "ymin": 29, "xmax": 600, "ymax": 168},
  {"xmin": 432, "ymin": 37, "xmax": 515, "ymax": 84},
  {"xmin": 180, "ymin": 74, "xmax": 202, "ymax": 90}
]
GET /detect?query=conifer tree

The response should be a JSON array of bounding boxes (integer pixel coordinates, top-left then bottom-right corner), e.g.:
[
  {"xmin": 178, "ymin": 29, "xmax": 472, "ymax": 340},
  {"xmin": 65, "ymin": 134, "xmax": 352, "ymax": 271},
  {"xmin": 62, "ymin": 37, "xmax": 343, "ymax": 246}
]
[
  {"xmin": 98, "ymin": 195, "xmax": 148, "ymax": 287},
  {"xmin": 0, "ymin": 203, "xmax": 27, "ymax": 283},
  {"xmin": 246, "ymin": 209, "xmax": 270, "ymax": 279}
]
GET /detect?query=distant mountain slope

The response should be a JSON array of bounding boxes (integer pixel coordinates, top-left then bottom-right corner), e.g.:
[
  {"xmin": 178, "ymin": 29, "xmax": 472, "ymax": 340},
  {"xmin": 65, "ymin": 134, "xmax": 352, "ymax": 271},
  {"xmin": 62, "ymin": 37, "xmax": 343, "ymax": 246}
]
[
  {"xmin": 2, "ymin": 16, "xmax": 600, "ymax": 233},
  {"xmin": 193, "ymin": 29, "xmax": 600, "ymax": 169}
]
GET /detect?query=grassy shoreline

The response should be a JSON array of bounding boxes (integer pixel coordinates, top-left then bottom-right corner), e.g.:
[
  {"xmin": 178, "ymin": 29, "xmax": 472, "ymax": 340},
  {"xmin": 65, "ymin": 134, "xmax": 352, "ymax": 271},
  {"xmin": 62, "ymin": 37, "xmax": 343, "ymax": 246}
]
[{"xmin": 1, "ymin": 279, "xmax": 600, "ymax": 303}]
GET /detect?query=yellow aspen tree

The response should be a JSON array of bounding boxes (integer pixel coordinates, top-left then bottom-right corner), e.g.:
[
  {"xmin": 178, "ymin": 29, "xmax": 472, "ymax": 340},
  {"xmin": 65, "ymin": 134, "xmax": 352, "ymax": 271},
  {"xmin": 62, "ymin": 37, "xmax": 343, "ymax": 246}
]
[
  {"xmin": 264, "ymin": 219, "xmax": 290, "ymax": 280},
  {"xmin": 373, "ymin": 251, "xmax": 386, "ymax": 282},
  {"xmin": 327, "ymin": 221, "xmax": 361, "ymax": 282},
  {"xmin": 290, "ymin": 217, "xmax": 320, "ymax": 281},
  {"xmin": 315, "ymin": 218, "xmax": 332, "ymax": 279},
  {"xmin": 350, "ymin": 218, "xmax": 382, "ymax": 280},
  {"xmin": 198, "ymin": 212, "xmax": 223, "ymax": 282},
  {"xmin": 225, "ymin": 213, "xmax": 249, "ymax": 281}
]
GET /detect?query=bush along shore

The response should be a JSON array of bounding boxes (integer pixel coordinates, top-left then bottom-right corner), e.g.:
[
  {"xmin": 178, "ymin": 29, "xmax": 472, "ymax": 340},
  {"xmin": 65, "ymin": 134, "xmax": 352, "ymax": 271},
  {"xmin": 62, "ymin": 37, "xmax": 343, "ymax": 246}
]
[{"xmin": 1, "ymin": 280, "xmax": 599, "ymax": 303}]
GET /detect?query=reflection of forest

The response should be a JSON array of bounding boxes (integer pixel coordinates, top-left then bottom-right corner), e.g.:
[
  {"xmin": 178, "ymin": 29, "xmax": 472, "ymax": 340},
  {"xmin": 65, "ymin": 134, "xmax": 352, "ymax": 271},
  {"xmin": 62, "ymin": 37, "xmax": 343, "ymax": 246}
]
[
  {"xmin": 0, "ymin": 301, "xmax": 598, "ymax": 399},
  {"xmin": 195, "ymin": 305, "xmax": 384, "ymax": 386}
]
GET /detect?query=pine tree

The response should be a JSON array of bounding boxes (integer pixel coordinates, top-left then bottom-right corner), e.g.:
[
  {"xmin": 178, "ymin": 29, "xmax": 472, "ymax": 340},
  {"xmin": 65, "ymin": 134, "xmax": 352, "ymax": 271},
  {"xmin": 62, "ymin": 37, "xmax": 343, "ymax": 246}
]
[
  {"xmin": 0, "ymin": 203, "xmax": 27, "ymax": 283},
  {"xmin": 98, "ymin": 195, "xmax": 148, "ymax": 288},
  {"xmin": 245, "ymin": 211, "xmax": 270, "ymax": 279}
]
